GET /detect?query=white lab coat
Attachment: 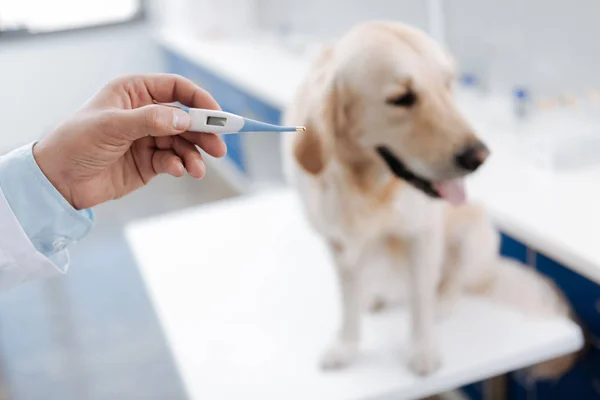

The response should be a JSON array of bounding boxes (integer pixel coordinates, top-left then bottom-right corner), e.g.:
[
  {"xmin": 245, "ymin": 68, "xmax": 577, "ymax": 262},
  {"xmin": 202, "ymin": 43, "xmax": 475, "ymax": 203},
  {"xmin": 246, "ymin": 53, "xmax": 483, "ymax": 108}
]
[{"xmin": 0, "ymin": 187, "xmax": 65, "ymax": 291}]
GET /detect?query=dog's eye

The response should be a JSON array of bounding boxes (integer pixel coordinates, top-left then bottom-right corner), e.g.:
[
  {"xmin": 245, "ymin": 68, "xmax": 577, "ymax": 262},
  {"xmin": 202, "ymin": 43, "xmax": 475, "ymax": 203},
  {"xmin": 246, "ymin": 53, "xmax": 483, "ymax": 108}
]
[{"xmin": 387, "ymin": 91, "xmax": 417, "ymax": 107}]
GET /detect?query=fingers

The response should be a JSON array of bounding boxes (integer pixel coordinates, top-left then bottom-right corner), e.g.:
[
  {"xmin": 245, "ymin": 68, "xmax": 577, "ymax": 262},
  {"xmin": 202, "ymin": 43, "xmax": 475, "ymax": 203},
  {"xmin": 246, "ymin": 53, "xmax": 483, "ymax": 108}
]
[
  {"xmin": 156, "ymin": 130, "xmax": 226, "ymax": 159},
  {"xmin": 153, "ymin": 136, "xmax": 207, "ymax": 179},
  {"xmin": 181, "ymin": 132, "xmax": 227, "ymax": 158},
  {"xmin": 172, "ymin": 136, "xmax": 205, "ymax": 179},
  {"xmin": 120, "ymin": 73, "xmax": 221, "ymax": 110},
  {"xmin": 121, "ymin": 104, "xmax": 191, "ymax": 139},
  {"xmin": 152, "ymin": 150, "xmax": 185, "ymax": 178}
]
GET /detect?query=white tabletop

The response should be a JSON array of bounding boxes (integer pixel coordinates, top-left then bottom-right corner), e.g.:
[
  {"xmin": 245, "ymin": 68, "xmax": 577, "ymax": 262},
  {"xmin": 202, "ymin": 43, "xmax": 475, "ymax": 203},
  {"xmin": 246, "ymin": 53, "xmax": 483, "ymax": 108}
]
[
  {"xmin": 125, "ymin": 189, "xmax": 583, "ymax": 400},
  {"xmin": 157, "ymin": 29, "xmax": 600, "ymax": 285}
]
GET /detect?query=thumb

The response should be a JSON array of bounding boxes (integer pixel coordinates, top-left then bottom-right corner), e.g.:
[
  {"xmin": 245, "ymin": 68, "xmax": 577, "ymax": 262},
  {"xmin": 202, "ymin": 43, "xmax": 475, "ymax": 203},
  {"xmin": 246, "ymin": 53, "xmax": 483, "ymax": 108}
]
[{"xmin": 120, "ymin": 104, "xmax": 191, "ymax": 140}]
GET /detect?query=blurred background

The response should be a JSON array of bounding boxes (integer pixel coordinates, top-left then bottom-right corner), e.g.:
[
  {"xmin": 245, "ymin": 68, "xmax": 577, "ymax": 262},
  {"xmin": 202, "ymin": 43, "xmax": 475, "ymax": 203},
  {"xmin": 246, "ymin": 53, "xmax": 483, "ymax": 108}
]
[{"xmin": 0, "ymin": 0, "xmax": 598, "ymax": 399}]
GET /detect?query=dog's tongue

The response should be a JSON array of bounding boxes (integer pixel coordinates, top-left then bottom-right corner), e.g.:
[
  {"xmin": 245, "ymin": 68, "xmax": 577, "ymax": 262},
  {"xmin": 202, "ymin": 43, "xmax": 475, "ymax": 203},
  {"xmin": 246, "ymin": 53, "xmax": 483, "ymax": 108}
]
[{"xmin": 433, "ymin": 179, "xmax": 466, "ymax": 206}]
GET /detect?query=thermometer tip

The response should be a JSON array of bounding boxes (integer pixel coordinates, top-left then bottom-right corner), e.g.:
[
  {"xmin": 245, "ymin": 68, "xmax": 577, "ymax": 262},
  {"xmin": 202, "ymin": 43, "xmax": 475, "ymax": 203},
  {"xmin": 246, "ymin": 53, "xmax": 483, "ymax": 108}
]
[{"xmin": 296, "ymin": 126, "xmax": 306, "ymax": 132}]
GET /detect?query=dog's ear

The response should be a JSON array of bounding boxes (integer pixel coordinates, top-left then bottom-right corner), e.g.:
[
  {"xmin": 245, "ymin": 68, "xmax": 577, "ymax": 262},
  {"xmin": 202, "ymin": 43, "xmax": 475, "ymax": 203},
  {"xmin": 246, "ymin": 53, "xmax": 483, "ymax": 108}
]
[
  {"xmin": 293, "ymin": 121, "xmax": 329, "ymax": 175},
  {"xmin": 293, "ymin": 51, "xmax": 345, "ymax": 176}
]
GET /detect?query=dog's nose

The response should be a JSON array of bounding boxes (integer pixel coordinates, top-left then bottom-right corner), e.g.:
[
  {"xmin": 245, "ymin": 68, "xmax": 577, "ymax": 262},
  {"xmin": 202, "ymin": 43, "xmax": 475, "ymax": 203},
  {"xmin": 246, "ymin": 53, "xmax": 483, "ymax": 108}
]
[{"xmin": 455, "ymin": 142, "xmax": 489, "ymax": 172}]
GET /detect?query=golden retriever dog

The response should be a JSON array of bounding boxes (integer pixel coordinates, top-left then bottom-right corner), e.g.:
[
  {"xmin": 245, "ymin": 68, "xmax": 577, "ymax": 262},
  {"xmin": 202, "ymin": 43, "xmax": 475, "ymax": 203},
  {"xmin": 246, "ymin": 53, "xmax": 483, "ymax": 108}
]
[{"xmin": 282, "ymin": 21, "xmax": 577, "ymax": 377}]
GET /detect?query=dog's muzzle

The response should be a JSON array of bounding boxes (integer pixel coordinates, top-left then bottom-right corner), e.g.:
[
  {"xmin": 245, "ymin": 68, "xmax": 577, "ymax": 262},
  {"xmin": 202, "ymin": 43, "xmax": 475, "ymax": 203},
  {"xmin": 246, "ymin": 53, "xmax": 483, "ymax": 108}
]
[{"xmin": 376, "ymin": 146, "xmax": 440, "ymax": 198}]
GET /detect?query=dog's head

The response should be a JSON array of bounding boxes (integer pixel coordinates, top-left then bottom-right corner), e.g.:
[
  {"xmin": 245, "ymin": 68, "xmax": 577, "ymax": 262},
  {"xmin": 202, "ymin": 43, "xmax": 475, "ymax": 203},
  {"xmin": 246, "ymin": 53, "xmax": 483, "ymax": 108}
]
[{"xmin": 292, "ymin": 21, "xmax": 488, "ymax": 205}]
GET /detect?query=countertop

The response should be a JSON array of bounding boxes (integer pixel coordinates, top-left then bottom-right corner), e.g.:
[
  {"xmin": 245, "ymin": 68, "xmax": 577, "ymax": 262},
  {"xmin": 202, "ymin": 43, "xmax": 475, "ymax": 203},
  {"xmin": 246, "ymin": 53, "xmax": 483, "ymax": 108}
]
[{"xmin": 125, "ymin": 189, "xmax": 583, "ymax": 400}]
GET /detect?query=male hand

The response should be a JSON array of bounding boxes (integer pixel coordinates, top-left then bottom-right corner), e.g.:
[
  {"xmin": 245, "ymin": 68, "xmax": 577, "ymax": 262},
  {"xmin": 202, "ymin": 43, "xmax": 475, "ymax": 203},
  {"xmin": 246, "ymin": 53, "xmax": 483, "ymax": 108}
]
[{"xmin": 33, "ymin": 74, "xmax": 227, "ymax": 210}]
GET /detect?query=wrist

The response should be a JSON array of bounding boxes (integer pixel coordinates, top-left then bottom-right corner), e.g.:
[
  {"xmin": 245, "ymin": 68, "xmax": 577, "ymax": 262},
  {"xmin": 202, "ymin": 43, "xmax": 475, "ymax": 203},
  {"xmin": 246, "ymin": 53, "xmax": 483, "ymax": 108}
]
[{"xmin": 32, "ymin": 141, "xmax": 76, "ymax": 209}]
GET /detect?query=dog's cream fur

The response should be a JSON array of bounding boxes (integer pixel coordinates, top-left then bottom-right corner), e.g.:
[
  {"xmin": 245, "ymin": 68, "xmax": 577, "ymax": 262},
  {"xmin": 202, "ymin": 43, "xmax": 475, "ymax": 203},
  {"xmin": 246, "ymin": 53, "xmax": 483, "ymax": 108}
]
[{"xmin": 282, "ymin": 21, "xmax": 578, "ymax": 377}]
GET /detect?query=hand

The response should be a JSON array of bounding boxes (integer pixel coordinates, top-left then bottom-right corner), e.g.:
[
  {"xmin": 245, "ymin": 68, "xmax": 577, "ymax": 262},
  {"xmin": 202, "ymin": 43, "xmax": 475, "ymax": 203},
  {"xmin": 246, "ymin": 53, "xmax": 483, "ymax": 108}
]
[{"xmin": 33, "ymin": 74, "xmax": 227, "ymax": 210}]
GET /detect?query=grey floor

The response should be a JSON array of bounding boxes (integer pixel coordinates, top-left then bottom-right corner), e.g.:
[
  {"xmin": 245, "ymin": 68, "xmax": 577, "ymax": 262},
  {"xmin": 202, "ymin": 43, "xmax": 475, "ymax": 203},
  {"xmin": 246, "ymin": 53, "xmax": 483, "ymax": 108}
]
[{"xmin": 0, "ymin": 171, "xmax": 239, "ymax": 400}]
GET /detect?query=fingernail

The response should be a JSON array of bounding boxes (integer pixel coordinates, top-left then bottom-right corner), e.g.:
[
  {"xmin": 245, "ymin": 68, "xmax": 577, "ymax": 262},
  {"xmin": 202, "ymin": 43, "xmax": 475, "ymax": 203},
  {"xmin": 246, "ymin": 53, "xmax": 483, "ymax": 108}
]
[
  {"xmin": 173, "ymin": 109, "xmax": 191, "ymax": 131},
  {"xmin": 196, "ymin": 160, "xmax": 205, "ymax": 179},
  {"xmin": 176, "ymin": 162, "xmax": 185, "ymax": 176}
]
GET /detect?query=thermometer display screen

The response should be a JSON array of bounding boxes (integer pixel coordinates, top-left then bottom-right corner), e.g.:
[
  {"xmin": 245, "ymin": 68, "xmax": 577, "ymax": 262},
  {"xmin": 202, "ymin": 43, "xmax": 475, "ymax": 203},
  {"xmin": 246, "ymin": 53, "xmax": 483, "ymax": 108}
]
[{"xmin": 206, "ymin": 116, "xmax": 227, "ymax": 127}]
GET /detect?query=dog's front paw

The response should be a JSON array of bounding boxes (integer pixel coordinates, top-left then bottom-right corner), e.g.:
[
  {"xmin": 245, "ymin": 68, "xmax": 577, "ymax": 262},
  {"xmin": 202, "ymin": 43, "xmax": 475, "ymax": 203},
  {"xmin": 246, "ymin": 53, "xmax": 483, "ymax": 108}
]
[
  {"xmin": 320, "ymin": 340, "xmax": 358, "ymax": 370},
  {"xmin": 408, "ymin": 345, "xmax": 441, "ymax": 376}
]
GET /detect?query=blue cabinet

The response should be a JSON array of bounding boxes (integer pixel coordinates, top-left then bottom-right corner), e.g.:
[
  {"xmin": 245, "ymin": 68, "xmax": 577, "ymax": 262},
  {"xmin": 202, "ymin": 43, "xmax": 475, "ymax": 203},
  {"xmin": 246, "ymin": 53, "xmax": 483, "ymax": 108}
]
[
  {"xmin": 536, "ymin": 254, "xmax": 600, "ymax": 338},
  {"xmin": 508, "ymin": 347, "xmax": 600, "ymax": 399},
  {"xmin": 499, "ymin": 234, "xmax": 528, "ymax": 263},
  {"xmin": 536, "ymin": 346, "xmax": 600, "ymax": 399},
  {"xmin": 505, "ymin": 250, "xmax": 600, "ymax": 399},
  {"xmin": 462, "ymin": 382, "xmax": 485, "ymax": 400},
  {"xmin": 531, "ymin": 254, "xmax": 600, "ymax": 399}
]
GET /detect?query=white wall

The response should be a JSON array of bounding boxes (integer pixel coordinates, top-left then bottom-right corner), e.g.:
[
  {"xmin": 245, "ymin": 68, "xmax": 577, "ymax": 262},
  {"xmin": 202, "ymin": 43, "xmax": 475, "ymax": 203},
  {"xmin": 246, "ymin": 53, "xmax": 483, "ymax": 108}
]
[
  {"xmin": 256, "ymin": 0, "xmax": 599, "ymax": 99},
  {"xmin": 445, "ymin": 0, "xmax": 600, "ymax": 97},
  {"xmin": 0, "ymin": 23, "xmax": 163, "ymax": 153},
  {"xmin": 257, "ymin": 0, "xmax": 429, "ymax": 40}
]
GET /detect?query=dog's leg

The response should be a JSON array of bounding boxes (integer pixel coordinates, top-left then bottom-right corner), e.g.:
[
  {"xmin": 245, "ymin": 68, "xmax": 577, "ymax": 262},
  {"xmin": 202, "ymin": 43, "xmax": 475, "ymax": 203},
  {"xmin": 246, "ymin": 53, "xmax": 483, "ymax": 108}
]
[
  {"xmin": 321, "ymin": 243, "xmax": 362, "ymax": 370},
  {"xmin": 407, "ymin": 233, "xmax": 443, "ymax": 376},
  {"xmin": 437, "ymin": 259, "xmax": 465, "ymax": 319}
]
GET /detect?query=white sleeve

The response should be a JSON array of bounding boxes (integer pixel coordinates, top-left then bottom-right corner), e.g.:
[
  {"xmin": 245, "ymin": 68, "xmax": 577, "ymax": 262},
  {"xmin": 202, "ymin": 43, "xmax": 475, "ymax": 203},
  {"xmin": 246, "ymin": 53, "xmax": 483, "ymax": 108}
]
[{"xmin": 0, "ymin": 186, "xmax": 69, "ymax": 292}]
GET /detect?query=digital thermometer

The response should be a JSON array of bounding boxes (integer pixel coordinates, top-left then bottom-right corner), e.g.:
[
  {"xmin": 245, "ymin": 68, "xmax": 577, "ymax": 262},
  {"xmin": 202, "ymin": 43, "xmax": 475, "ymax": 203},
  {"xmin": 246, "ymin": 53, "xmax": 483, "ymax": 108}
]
[{"xmin": 186, "ymin": 108, "xmax": 305, "ymax": 134}]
